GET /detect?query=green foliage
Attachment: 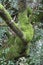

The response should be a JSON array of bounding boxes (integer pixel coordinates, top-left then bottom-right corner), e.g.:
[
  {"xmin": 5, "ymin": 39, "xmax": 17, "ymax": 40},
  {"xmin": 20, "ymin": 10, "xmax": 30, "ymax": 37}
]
[{"xmin": 36, "ymin": 5, "xmax": 43, "ymax": 21}]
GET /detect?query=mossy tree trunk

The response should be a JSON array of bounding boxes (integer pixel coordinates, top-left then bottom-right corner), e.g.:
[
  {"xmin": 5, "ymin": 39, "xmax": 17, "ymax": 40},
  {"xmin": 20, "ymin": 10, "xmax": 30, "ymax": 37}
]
[{"xmin": 0, "ymin": 4, "xmax": 28, "ymax": 44}]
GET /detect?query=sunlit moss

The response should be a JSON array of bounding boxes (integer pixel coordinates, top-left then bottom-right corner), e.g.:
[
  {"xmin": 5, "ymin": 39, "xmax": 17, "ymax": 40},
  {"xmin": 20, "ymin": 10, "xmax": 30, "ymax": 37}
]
[{"xmin": 18, "ymin": 10, "xmax": 34, "ymax": 42}]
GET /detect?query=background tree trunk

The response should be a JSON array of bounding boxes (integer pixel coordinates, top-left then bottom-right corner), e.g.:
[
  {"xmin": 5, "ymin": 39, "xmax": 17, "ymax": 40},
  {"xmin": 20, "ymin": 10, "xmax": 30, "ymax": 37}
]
[{"xmin": 18, "ymin": 0, "xmax": 26, "ymax": 12}]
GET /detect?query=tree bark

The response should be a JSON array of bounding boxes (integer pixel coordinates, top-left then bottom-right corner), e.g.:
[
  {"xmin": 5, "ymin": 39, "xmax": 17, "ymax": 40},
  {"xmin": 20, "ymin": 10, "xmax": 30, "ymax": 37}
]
[{"xmin": 0, "ymin": 4, "xmax": 28, "ymax": 44}]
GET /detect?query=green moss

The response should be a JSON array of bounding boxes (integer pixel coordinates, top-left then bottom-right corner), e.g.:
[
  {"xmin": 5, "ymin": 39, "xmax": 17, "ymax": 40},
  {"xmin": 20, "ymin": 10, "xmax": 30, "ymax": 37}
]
[
  {"xmin": 0, "ymin": 4, "xmax": 12, "ymax": 20},
  {"xmin": 18, "ymin": 10, "xmax": 34, "ymax": 42},
  {"xmin": 0, "ymin": 4, "xmax": 4, "ymax": 9},
  {"xmin": 27, "ymin": 6, "xmax": 33, "ymax": 17},
  {"xmin": 7, "ymin": 36, "xmax": 15, "ymax": 46},
  {"xmin": 18, "ymin": 10, "xmax": 29, "ymax": 24},
  {"xmin": 0, "ymin": 4, "xmax": 19, "ymax": 31},
  {"xmin": 23, "ymin": 24, "xmax": 34, "ymax": 42}
]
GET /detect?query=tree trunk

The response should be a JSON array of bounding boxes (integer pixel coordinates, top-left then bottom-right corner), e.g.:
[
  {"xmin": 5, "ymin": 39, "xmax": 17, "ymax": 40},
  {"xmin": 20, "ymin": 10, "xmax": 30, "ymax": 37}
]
[{"xmin": 0, "ymin": 4, "xmax": 28, "ymax": 44}]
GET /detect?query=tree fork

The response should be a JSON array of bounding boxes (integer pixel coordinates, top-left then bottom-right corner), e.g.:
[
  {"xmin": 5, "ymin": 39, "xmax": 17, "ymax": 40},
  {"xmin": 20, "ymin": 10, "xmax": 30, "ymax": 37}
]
[{"xmin": 0, "ymin": 4, "xmax": 28, "ymax": 44}]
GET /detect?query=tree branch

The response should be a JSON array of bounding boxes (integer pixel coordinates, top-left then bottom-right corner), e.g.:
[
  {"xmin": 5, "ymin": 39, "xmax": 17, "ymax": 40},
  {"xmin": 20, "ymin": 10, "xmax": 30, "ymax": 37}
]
[{"xmin": 0, "ymin": 4, "xmax": 28, "ymax": 44}]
